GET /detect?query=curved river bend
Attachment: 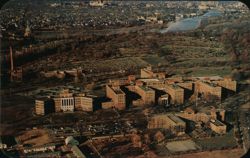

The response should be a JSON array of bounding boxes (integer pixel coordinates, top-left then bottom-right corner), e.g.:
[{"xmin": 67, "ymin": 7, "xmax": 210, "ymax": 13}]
[{"xmin": 160, "ymin": 10, "xmax": 222, "ymax": 33}]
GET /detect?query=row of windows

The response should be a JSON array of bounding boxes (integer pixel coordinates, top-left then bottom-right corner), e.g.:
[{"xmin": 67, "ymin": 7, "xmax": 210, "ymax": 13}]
[
  {"xmin": 61, "ymin": 99, "xmax": 74, "ymax": 106},
  {"xmin": 62, "ymin": 106, "xmax": 74, "ymax": 109}
]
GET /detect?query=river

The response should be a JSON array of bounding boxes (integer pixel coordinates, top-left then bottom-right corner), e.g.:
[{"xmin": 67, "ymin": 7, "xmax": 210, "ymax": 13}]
[{"xmin": 160, "ymin": 10, "xmax": 222, "ymax": 33}]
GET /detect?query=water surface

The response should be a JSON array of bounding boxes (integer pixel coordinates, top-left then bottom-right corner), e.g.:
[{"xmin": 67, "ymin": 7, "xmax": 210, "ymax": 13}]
[{"xmin": 160, "ymin": 10, "xmax": 222, "ymax": 33}]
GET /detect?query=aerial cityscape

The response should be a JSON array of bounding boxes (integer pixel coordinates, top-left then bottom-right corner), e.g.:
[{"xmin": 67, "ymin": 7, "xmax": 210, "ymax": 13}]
[{"xmin": 0, "ymin": 0, "xmax": 249, "ymax": 158}]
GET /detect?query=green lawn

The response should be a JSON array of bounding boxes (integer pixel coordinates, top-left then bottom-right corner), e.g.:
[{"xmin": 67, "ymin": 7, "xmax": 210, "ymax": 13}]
[
  {"xmin": 142, "ymin": 56, "xmax": 168, "ymax": 66},
  {"xmin": 173, "ymin": 67, "xmax": 232, "ymax": 77},
  {"xmin": 193, "ymin": 130, "xmax": 238, "ymax": 150}
]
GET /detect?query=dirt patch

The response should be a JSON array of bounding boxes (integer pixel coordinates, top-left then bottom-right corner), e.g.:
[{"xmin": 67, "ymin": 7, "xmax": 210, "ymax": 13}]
[{"xmin": 16, "ymin": 129, "xmax": 52, "ymax": 147}]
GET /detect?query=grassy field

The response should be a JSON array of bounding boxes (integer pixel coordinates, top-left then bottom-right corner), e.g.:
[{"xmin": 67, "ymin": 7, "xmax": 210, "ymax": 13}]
[
  {"xmin": 153, "ymin": 34, "xmax": 234, "ymax": 77},
  {"xmin": 69, "ymin": 57, "xmax": 148, "ymax": 72},
  {"xmin": 142, "ymin": 55, "xmax": 168, "ymax": 66},
  {"xmin": 173, "ymin": 66, "xmax": 232, "ymax": 77},
  {"xmin": 193, "ymin": 130, "xmax": 238, "ymax": 150}
]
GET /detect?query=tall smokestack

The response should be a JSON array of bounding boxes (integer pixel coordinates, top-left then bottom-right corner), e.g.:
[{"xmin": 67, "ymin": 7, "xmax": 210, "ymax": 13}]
[
  {"xmin": 10, "ymin": 46, "xmax": 13, "ymax": 71},
  {"xmin": 10, "ymin": 46, "xmax": 14, "ymax": 81}
]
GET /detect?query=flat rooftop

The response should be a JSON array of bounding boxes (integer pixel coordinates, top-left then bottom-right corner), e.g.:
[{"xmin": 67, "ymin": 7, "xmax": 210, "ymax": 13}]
[
  {"xmin": 108, "ymin": 85, "xmax": 125, "ymax": 95},
  {"xmin": 142, "ymin": 68, "xmax": 153, "ymax": 73},
  {"xmin": 211, "ymin": 119, "xmax": 225, "ymax": 126},
  {"xmin": 85, "ymin": 94, "xmax": 98, "ymax": 98},
  {"xmin": 151, "ymin": 114, "xmax": 185, "ymax": 125},
  {"xmin": 168, "ymin": 115, "xmax": 185, "ymax": 124},
  {"xmin": 196, "ymin": 76, "xmax": 223, "ymax": 81},
  {"xmin": 166, "ymin": 84, "xmax": 182, "ymax": 90},
  {"xmin": 172, "ymin": 84, "xmax": 181, "ymax": 89},
  {"xmin": 35, "ymin": 97, "xmax": 51, "ymax": 101},
  {"xmin": 139, "ymin": 86, "xmax": 154, "ymax": 92},
  {"xmin": 113, "ymin": 89, "xmax": 124, "ymax": 94},
  {"xmin": 202, "ymin": 81, "xmax": 218, "ymax": 87},
  {"xmin": 138, "ymin": 78, "xmax": 160, "ymax": 82}
]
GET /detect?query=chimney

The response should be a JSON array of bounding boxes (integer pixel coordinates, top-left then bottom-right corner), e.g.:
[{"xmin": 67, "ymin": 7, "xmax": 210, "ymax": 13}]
[
  {"xmin": 10, "ymin": 46, "xmax": 14, "ymax": 81},
  {"xmin": 10, "ymin": 46, "xmax": 14, "ymax": 71}
]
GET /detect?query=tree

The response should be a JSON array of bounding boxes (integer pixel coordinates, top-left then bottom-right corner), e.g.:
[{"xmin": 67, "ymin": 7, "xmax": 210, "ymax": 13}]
[{"xmin": 154, "ymin": 131, "xmax": 165, "ymax": 143}]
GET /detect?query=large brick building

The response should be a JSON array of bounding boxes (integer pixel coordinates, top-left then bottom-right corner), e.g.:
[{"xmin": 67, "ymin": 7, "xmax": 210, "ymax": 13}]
[
  {"xmin": 177, "ymin": 106, "xmax": 225, "ymax": 123},
  {"xmin": 213, "ymin": 78, "xmax": 237, "ymax": 92},
  {"xmin": 177, "ymin": 82, "xmax": 193, "ymax": 91},
  {"xmin": 164, "ymin": 77, "xmax": 183, "ymax": 84},
  {"xmin": 210, "ymin": 119, "xmax": 227, "ymax": 134},
  {"xmin": 53, "ymin": 89, "xmax": 75, "ymax": 112},
  {"xmin": 75, "ymin": 94, "xmax": 98, "ymax": 112},
  {"xmin": 125, "ymin": 85, "xmax": 155, "ymax": 106},
  {"xmin": 177, "ymin": 107, "xmax": 227, "ymax": 134},
  {"xmin": 140, "ymin": 66, "xmax": 166, "ymax": 79},
  {"xmin": 109, "ymin": 75, "xmax": 136, "ymax": 87},
  {"xmin": 52, "ymin": 89, "xmax": 99, "ymax": 113},
  {"xmin": 106, "ymin": 85, "xmax": 126, "ymax": 110},
  {"xmin": 164, "ymin": 84, "xmax": 184, "ymax": 105},
  {"xmin": 35, "ymin": 98, "xmax": 54, "ymax": 115},
  {"xmin": 148, "ymin": 114, "xmax": 186, "ymax": 136},
  {"xmin": 140, "ymin": 66, "xmax": 154, "ymax": 78},
  {"xmin": 195, "ymin": 81, "xmax": 222, "ymax": 101},
  {"xmin": 137, "ymin": 78, "xmax": 164, "ymax": 88},
  {"xmin": 109, "ymin": 79, "xmax": 128, "ymax": 87},
  {"xmin": 135, "ymin": 85, "xmax": 155, "ymax": 105},
  {"xmin": 101, "ymin": 101, "xmax": 114, "ymax": 109},
  {"xmin": 158, "ymin": 94, "xmax": 169, "ymax": 106},
  {"xmin": 177, "ymin": 81, "xmax": 194, "ymax": 100}
]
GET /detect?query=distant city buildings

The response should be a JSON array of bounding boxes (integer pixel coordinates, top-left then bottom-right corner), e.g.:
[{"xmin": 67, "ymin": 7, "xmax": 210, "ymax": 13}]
[
  {"xmin": 198, "ymin": 2, "xmax": 209, "ymax": 11},
  {"xmin": 89, "ymin": 0, "xmax": 106, "ymax": 7}
]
